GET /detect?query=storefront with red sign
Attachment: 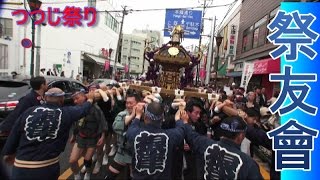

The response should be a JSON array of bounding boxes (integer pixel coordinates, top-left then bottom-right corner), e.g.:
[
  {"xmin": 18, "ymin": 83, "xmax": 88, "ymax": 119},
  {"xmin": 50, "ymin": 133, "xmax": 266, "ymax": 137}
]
[{"xmin": 252, "ymin": 57, "xmax": 280, "ymax": 99}]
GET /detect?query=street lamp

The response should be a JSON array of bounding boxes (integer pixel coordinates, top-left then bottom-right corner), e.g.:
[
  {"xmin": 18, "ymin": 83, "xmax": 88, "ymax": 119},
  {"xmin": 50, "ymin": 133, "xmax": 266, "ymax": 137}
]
[
  {"xmin": 214, "ymin": 34, "xmax": 223, "ymax": 90},
  {"xmin": 25, "ymin": 0, "xmax": 42, "ymax": 77}
]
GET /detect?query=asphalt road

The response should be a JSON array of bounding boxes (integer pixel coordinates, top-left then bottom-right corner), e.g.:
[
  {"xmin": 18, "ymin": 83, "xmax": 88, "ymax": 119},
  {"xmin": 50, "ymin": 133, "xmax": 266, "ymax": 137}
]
[{"xmin": 58, "ymin": 132, "xmax": 129, "ymax": 180}]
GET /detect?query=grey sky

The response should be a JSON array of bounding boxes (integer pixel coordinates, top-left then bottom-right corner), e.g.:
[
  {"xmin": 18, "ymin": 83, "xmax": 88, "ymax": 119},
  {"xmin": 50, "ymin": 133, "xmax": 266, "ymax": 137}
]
[{"xmin": 122, "ymin": 0, "xmax": 237, "ymax": 45}]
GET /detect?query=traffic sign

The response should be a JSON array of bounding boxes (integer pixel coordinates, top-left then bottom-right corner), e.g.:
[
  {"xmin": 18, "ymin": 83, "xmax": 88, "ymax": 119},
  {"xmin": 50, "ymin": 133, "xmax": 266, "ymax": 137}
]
[
  {"xmin": 164, "ymin": 9, "xmax": 202, "ymax": 39},
  {"xmin": 21, "ymin": 38, "xmax": 32, "ymax": 48}
]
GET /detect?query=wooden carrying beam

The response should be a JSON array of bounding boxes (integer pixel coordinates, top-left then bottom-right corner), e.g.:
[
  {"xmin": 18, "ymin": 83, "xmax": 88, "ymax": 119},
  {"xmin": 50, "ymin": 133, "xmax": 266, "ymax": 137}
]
[{"xmin": 129, "ymin": 84, "xmax": 209, "ymax": 99}]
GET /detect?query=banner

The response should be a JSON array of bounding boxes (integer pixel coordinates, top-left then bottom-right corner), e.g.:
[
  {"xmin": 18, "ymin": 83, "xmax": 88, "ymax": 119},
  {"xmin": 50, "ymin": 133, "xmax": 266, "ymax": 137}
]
[
  {"xmin": 125, "ymin": 65, "xmax": 129, "ymax": 73},
  {"xmin": 104, "ymin": 60, "xmax": 110, "ymax": 71},
  {"xmin": 266, "ymin": 3, "xmax": 320, "ymax": 180},
  {"xmin": 240, "ymin": 62, "xmax": 254, "ymax": 92},
  {"xmin": 199, "ymin": 68, "xmax": 206, "ymax": 80}
]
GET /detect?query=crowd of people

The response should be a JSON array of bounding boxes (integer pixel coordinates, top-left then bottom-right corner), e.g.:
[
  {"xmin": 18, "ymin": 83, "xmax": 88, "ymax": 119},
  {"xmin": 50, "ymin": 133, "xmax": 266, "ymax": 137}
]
[{"xmin": 0, "ymin": 76, "xmax": 280, "ymax": 180}]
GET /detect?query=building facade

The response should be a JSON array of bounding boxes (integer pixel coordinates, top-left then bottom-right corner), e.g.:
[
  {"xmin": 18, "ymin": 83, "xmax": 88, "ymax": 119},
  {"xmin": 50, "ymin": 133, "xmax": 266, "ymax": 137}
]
[
  {"xmin": 121, "ymin": 34, "xmax": 145, "ymax": 76},
  {"xmin": 234, "ymin": 0, "xmax": 282, "ymax": 99},
  {"xmin": 216, "ymin": 3, "xmax": 242, "ymax": 86},
  {"xmin": 120, "ymin": 29, "xmax": 163, "ymax": 77},
  {"xmin": 0, "ymin": 0, "xmax": 123, "ymax": 80}
]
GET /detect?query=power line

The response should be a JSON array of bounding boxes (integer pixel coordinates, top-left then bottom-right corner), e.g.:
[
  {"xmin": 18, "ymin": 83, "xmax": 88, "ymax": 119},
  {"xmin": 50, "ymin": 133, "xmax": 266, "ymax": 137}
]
[
  {"xmin": 40, "ymin": 0, "xmax": 115, "ymax": 4},
  {"xmin": 216, "ymin": 0, "xmax": 237, "ymax": 33},
  {"xmin": 0, "ymin": 2, "xmax": 234, "ymax": 13}
]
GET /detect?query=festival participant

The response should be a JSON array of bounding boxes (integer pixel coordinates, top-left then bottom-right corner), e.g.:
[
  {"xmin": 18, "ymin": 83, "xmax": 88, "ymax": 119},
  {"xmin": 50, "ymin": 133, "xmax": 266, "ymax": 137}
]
[
  {"xmin": 0, "ymin": 76, "xmax": 48, "ymax": 135},
  {"xmin": 183, "ymin": 98, "xmax": 207, "ymax": 180},
  {"xmin": 1, "ymin": 88, "xmax": 95, "ymax": 180},
  {"xmin": 221, "ymin": 104, "xmax": 280, "ymax": 180},
  {"xmin": 69, "ymin": 90, "xmax": 107, "ymax": 180},
  {"xmin": 104, "ymin": 89, "xmax": 142, "ymax": 180},
  {"xmin": 126, "ymin": 102, "xmax": 186, "ymax": 179},
  {"xmin": 184, "ymin": 115, "xmax": 263, "ymax": 180}
]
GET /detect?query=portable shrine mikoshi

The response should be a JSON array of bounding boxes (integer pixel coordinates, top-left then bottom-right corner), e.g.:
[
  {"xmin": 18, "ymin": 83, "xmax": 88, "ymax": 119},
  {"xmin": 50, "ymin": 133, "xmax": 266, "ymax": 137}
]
[{"xmin": 126, "ymin": 25, "xmax": 219, "ymax": 101}]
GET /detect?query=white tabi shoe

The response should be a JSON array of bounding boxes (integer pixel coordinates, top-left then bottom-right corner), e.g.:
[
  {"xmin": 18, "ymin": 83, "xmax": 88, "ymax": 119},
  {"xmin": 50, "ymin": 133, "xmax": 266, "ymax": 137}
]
[
  {"xmin": 102, "ymin": 154, "xmax": 109, "ymax": 165},
  {"xmin": 74, "ymin": 172, "xmax": 81, "ymax": 180},
  {"xmin": 92, "ymin": 161, "xmax": 102, "ymax": 174},
  {"xmin": 84, "ymin": 172, "xmax": 91, "ymax": 180},
  {"xmin": 80, "ymin": 165, "xmax": 86, "ymax": 174}
]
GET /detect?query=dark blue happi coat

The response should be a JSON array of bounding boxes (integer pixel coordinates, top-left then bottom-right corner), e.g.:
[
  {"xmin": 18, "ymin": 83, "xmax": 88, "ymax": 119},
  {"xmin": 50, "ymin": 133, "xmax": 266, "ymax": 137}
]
[{"xmin": 126, "ymin": 119, "xmax": 185, "ymax": 180}]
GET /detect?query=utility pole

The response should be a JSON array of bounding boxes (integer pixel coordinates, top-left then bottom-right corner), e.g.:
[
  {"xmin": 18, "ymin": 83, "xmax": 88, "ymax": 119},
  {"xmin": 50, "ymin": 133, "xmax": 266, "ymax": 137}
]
[
  {"xmin": 35, "ymin": 22, "xmax": 41, "ymax": 76},
  {"xmin": 205, "ymin": 16, "xmax": 217, "ymax": 85},
  {"xmin": 127, "ymin": 37, "xmax": 132, "ymax": 79},
  {"xmin": 196, "ymin": 0, "xmax": 210, "ymax": 86},
  {"xmin": 35, "ymin": 20, "xmax": 46, "ymax": 76},
  {"xmin": 113, "ymin": 6, "xmax": 128, "ymax": 80},
  {"xmin": 30, "ymin": 15, "xmax": 36, "ymax": 77}
]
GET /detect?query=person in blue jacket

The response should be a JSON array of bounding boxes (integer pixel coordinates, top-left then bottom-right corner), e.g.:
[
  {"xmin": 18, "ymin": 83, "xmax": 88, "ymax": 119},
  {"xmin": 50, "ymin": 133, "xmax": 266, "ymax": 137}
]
[
  {"xmin": 0, "ymin": 76, "xmax": 48, "ymax": 135},
  {"xmin": 126, "ymin": 102, "xmax": 186, "ymax": 180},
  {"xmin": 1, "ymin": 88, "xmax": 95, "ymax": 180},
  {"xmin": 184, "ymin": 115, "xmax": 263, "ymax": 180}
]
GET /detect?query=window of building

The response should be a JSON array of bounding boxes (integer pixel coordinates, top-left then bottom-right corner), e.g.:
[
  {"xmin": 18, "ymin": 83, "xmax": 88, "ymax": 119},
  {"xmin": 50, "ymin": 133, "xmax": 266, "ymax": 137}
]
[
  {"xmin": 267, "ymin": 6, "xmax": 280, "ymax": 43},
  {"xmin": 105, "ymin": 12, "xmax": 119, "ymax": 33},
  {"xmin": 0, "ymin": 18, "xmax": 13, "ymax": 37},
  {"xmin": 151, "ymin": 37, "xmax": 156, "ymax": 42},
  {"xmin": 0, "ymin": 44, "xmax": 8, "ymax": 69},
  {"xmin": 88, "ymin": 0, "xmax": 96, "ymax": 7},
  {"xmin": 252, "ymin": 28, "xmax": 259, "ymax": 48},
  {"xmin": 242, "ymin": 26, "xmax": 253, "ymax": 52},
  {"xmin": 252, "ymin": 15, "xmax": 268, "ymax": 48},
  {"xmin": 132, "ymin": 48, "xmax": 140, "ymax": 53}
]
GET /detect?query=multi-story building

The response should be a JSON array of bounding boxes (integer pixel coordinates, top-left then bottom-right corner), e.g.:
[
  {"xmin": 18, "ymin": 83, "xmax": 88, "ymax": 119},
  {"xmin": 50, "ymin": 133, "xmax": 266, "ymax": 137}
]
[
  {"xmin": 132, "ymin": 29, "xmax": 163, "ymax": 49},
  {"xmin": 121, "ymin": 34, "xmax": 145, "ymax": 76},
  {"xmin": 0, "ymin": 0, "xmax": 123, "ymax": 80},
  {"xmin": 223, "ymin": 0, "xmax": 317, "ymax": 98},
  {"xmin": 120, "ymin": 29, "xmax": 163, "ymax": 77},
  {"xmin": 215, "ymin": 2, "xmax": 241, "ymax": 85},
  {"xmin": 234, "ymin": 0, "xmax": 282, "ymax": 99}
]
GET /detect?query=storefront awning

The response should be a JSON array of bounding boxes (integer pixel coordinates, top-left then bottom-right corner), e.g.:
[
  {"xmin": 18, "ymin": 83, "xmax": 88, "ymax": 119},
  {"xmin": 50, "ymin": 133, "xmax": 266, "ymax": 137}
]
[
  {"xmin": 226, "ymin": 71, "xmax": 242, "ymax": 77},
  {"xmin": 84, "ymin": 54, "xmax": 124, "ymax": 69},
  {"xmin": 253, "ymin": 58, "xmax": 280, "ymax": 75}
]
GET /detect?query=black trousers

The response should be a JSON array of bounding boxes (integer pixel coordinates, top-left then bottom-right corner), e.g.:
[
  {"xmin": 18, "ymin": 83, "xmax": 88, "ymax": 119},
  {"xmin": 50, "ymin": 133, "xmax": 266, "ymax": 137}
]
[
  {"xmin": 183, "ymin": 151, "xmax": 198, "ymax": 180},
  {"xmin": 11, "ymin": 163, "xmax": 59, "ymax": 180}
]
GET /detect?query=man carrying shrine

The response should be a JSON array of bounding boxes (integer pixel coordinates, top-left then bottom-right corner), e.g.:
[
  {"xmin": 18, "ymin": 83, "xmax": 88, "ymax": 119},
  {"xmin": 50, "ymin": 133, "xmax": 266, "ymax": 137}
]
[
  {"xmin": 184, "ymin": 115, "xmax": 263, "ymax": 179},
  {"xmin": 1, "ymin": 88, "xmax": 95, "ymax": 180},
  {"xmin": 104, "ymin": 89, "xmax": 141, "ymax": 180},
  {"xmin": 126, "ymin": 102, "xmax": 186, "ymax": 179}
]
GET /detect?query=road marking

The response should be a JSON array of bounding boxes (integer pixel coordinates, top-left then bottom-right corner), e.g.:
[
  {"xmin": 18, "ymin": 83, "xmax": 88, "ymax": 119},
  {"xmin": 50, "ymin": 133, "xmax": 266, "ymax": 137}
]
[
  {"xmin": 58, "ymin": 157, "xmax": 84, "ymax": 180},
  {"xmin": 259, "ymin": 164, "xmax": 270, "ymax": 180},
  {"xmin": 59, "ymin": 157, "xmax": 270, "ymax": 179}
]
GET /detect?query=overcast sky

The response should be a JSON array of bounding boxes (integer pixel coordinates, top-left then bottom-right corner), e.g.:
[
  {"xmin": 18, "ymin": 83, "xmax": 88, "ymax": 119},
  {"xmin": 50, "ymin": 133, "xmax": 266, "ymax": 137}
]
[{"xmin": 122, "ymin": 0, "xmax": 238, "ymax": 45}]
